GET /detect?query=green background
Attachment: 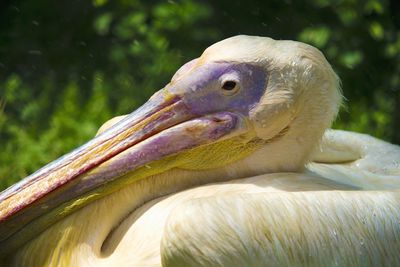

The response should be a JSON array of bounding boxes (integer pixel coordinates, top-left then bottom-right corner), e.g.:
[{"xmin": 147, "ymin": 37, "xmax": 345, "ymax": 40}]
[{"xmin": 0, "ymin": 0, "xmax": 399, "ymax": 190}]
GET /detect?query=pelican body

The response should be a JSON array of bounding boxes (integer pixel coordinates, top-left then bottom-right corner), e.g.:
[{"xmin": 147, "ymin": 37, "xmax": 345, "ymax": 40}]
[{"xmin": 0, "ymin": 35, "xmax": 399, "ymax": 266}]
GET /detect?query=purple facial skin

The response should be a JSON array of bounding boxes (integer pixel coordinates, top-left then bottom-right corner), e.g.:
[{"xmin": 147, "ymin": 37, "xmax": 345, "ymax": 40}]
[
  {"xmin": 0, "ymin": 60, "xmax": 266, "ymax": 255},
  {"xmin": 169, "ymin": 62, "xmax": 267, "ymax": 116}
]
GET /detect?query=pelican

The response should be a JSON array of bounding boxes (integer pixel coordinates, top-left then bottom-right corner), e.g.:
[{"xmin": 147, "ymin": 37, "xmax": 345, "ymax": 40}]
[{"xmin": 1, "ymin": 35, "xmax": 400, "ymax": 267}]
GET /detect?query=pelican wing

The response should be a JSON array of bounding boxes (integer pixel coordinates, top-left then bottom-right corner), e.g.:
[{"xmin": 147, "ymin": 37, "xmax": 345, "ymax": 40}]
[
  {"xmin": 161, "ymin": 189, "xmax": 400, "ymax": 267},
  {"xmin": 308, "ymin": 129, "xmax": 400, "ymax": 189}
]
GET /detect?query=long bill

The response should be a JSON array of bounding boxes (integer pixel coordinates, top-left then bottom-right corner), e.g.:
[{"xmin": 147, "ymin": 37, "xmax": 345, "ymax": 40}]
[{"xmin": 0, "ymin": 89, "xmax": 248, "ymax": 256}]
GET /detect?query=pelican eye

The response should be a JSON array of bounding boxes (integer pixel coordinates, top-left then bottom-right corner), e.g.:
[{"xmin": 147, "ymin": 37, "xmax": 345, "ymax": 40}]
[
  {"xmin": 221, "ymin": 80, "xmax": 239, "ymax": 95},
  {"xmin": 222, "ymin": 81, "xmax": 237, "ymax": 91}
]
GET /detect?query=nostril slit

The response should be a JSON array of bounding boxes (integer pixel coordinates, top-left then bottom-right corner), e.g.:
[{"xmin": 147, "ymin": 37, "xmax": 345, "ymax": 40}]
[{"xmin": 212, "ymin": 117, "xmax": 223, "ymax": 123}]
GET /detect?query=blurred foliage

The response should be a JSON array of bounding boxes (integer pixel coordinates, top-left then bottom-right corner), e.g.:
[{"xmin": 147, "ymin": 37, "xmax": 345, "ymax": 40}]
[{"xmin": 0, "ymin": 0, "xmax": 399, "ymax": 190}]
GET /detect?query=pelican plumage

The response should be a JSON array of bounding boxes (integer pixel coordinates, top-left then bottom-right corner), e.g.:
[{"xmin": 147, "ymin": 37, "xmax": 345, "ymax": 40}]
[{"xmin": 1, "ymin": 35, "xmax": 400, "ymax": 266}]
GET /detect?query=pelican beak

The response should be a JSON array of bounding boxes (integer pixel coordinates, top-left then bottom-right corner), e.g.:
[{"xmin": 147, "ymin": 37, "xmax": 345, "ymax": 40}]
[{"xmin": 0, "ymin": 89, "xmax": 248, "ymax": 255}]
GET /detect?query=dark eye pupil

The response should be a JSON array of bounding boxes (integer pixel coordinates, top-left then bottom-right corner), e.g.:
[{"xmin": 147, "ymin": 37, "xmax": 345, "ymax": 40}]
[{"xmin": 222, "ymin": 81, "xmax": 236, "ymax": 90}]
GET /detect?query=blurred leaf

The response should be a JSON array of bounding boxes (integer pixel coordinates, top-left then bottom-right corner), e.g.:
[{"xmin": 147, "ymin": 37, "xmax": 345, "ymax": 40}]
[
  {"xmin": 4, "ymin": 75, "xmax": 22, "ymax": 103},
  {"xmin": 338, "ymin": 7, "xmax": 357, "ymax": 26},
  {"xmin": 339, "ymin": 51, "xmax": 363, "ymax": 69},
  {"xmin": 385, "ymin": 34, "xmax": 400, "ymax": 57},
  {"xmin": 364, "ymin": 0, "xmax": 384, "ymax": 14},
  {"xmin": 298, "ymin": 26, "xmax": 331, "ymax": 48},
  {"xmin": 369, "ymin": 21, "xmax": 384, "ymax": 40},
  {"xmin": 93, "ymin": 0, "xmax": 108, "ymax": 7},
  {"xmin": 94, "ymin": 12, "xmax": 113, "ymax": 36}
]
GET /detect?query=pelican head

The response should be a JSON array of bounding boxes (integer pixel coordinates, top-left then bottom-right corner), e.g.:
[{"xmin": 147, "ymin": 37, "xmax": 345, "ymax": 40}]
[{"xmin": 0, "ymin": 35, "xmax": 341, "ymax": 256}]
